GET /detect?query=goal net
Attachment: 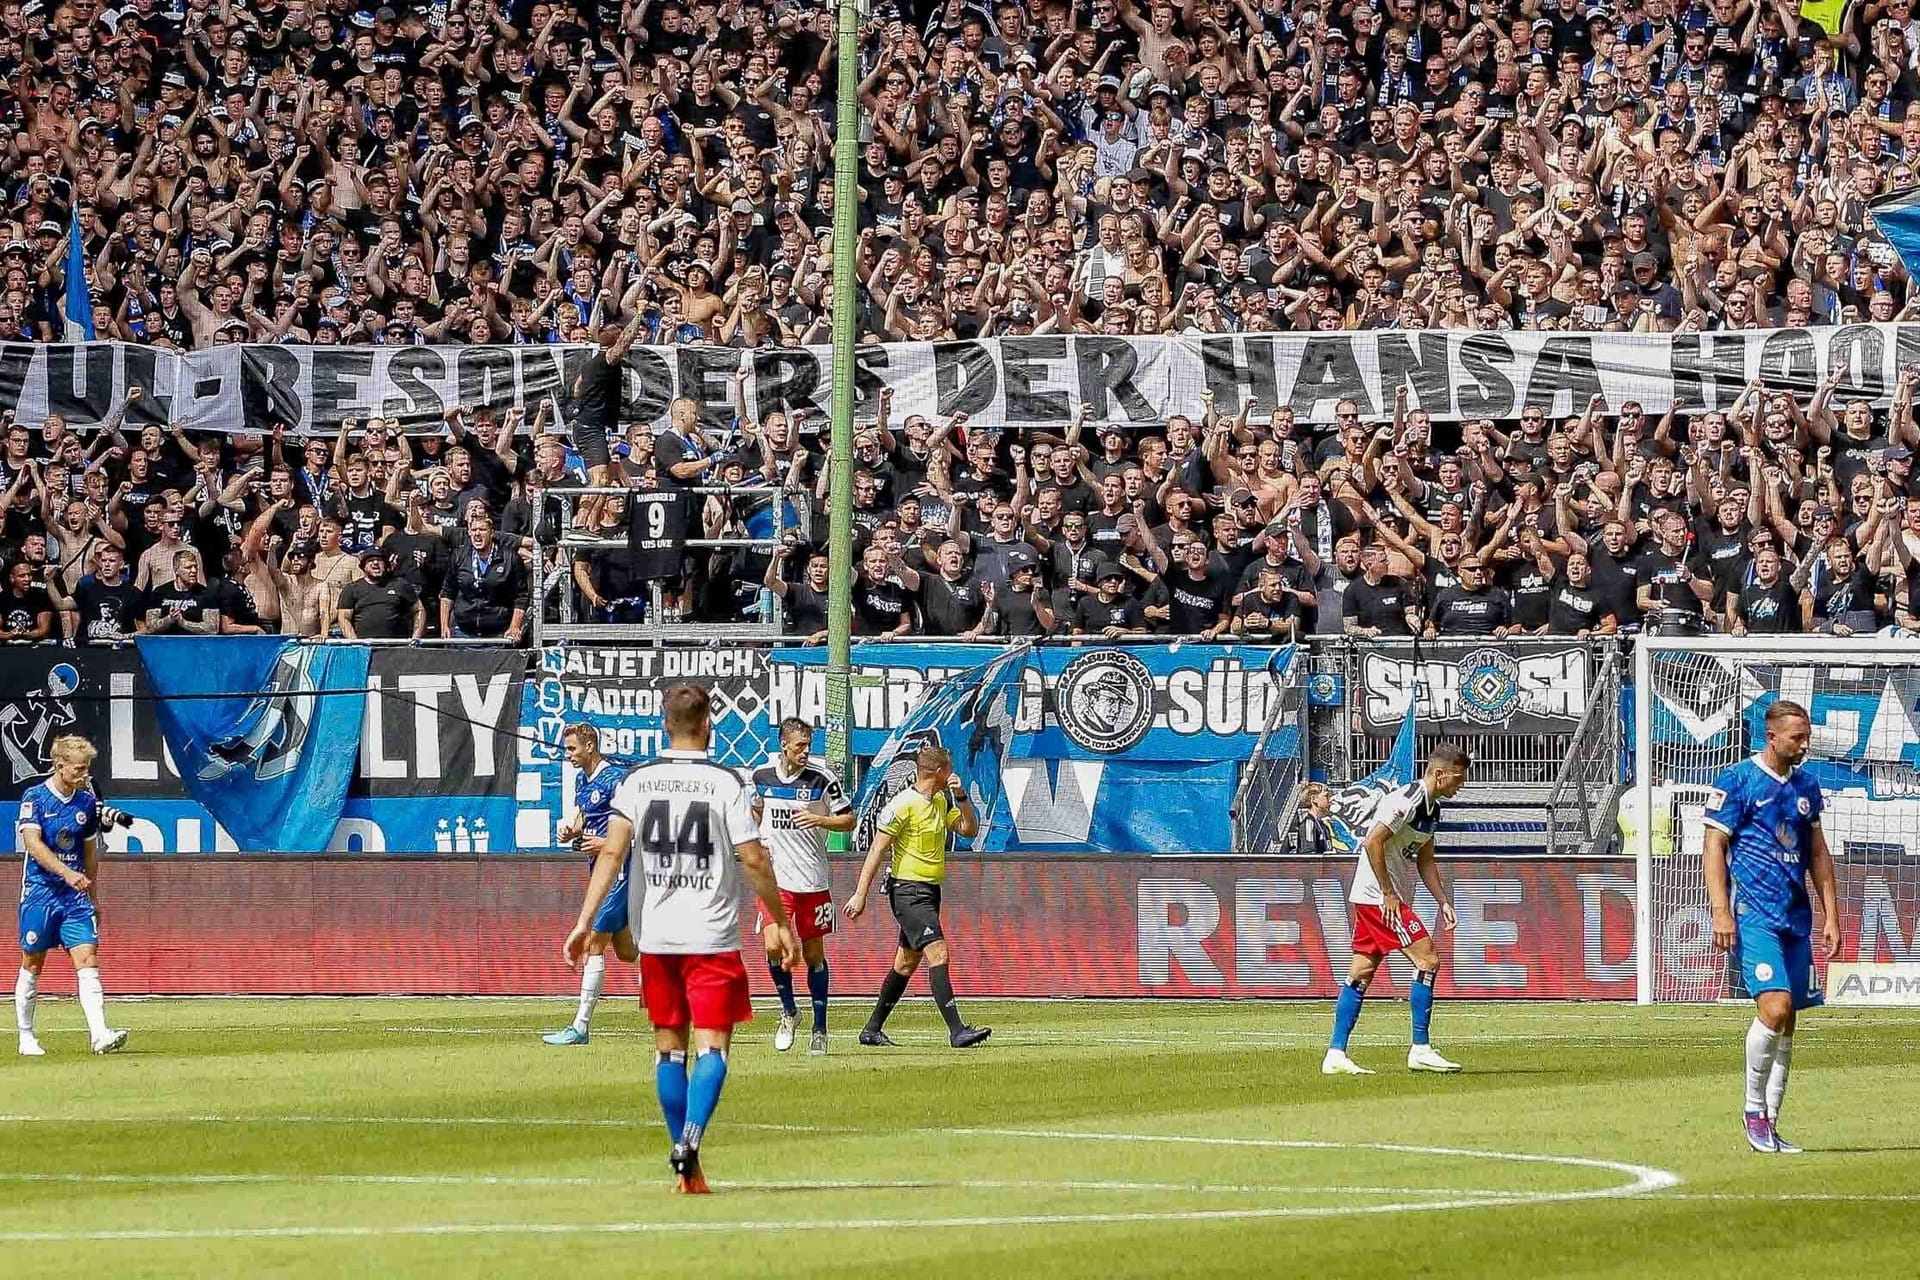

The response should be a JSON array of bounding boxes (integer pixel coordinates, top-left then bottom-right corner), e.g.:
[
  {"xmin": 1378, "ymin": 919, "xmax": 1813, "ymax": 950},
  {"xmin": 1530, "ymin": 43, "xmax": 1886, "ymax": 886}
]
[{"xmin": 1634, "ymin": 638, "xmax": 1920, "ymax": 1003}]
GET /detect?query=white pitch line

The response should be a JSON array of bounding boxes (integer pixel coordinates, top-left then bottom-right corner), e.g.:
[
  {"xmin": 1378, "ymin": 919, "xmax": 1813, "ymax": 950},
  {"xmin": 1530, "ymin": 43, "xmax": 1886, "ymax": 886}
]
[
  {"xmin": 0, "ymin": 1126, "xmax": 1682, "ymax": 1244},
  {"xmin": 1662, "ymin": 1193, "xmax": 1920, "ymax": 1203},
  {"xmin": 0, "ymin": 1171, "xmax": 1514, "ymax": 1197}
]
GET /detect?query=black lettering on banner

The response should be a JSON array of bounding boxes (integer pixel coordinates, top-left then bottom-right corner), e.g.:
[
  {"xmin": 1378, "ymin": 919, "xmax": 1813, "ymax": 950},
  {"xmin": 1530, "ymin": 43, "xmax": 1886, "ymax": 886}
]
[
  {"xmin": 1374, "ymin": 331, "xmax": 1453, "ymax": 415},
  {"xmin": 455, "ymin": 345, "xmax": 517, "ymax": 416},
  {"xmin": 1074, "ymin": 336, "xmax": 1156, "ymax": 423},
  {"xmin": 118, "ymin": 345, "xmax": 170, "ymax": 425},
  {"xmin": 243, "ymin": 345, "xmax": 304, "ymax": 428},
  {"xmin": 851, "ymin": 344, "xmax": 892, "ymax": 417},
  {"xmin": 1201, "ymin": 335, "xmax": 1280, "ymax": 419},
  {"xmin": 675, "ymin": 345, "xmax": 738, "ymax": 433},
  {"xmin": 383, "ymin": 348, "xmax": 447, "ymax": 423},
  {"xmin": 751, "ymin": 347, "xmax": 825, "ymax": 420},
  {"xmin": 1288, "ymin": 335, "xmax": 1372, "ymax": 418},
  {"xmin": 0, "ymin": 345, "xmax": 35, "ymax": 417},
  {"xmin": 1756, "ymin": 328, "xmax": 1817, "ymax": 394},
  {"xmin": 311, "ymin": 347, "xmax": 375, "ymax": 425},
  {"xmin": 45, "ymin": 344, "xmax": 115, "ymax": 422},
  {"xmin": 1456, "ymin": 334, "xmax": 1517, "ymax": 417},
  {"xmin": 1522, "ymin": 335, "xmax": 1604, "ymax": 415},
  {"xmin": 1827, "ymin": 324, "xmax": 1886, "ymax": 401},
  {"xmin": 1001, "ymin": 336, "xmax": 1071, "ymax": 423},
  {"xmin": 514, "ymin": 347, "xmax": 567, "ymax": 423},
  {"xmin": 624, "ymin": 346, "xmax": 673, "ymax": 426},
  {"xmin": 933, "ymin": 340, "xmax": 997, "ymax": 418},
  {"xmin": 1668, "ymin": 332, "xmax": 1749, "ymax": 410}
]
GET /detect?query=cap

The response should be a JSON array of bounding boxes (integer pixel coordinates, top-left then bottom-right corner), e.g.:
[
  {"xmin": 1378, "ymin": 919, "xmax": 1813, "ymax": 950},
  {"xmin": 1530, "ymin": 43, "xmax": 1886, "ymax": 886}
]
[
  {"xmin": 1324, "ymin": 25, "xmax": 1349, "ymax": 39},
  {"xmin": 1226, "ymin": 486, "xmax": 1255, "ymax": 506},
  {"xmin": 458, "ymin": 115, "xmax": 485, "ymax": 132},
  {"xmin": 78, "ymin": 116, "xmax": 103, "ymax": 132},
  {"xmin": 1095, "ymin": 560, "xmax": 1128, "ymax": 583},
  {"xmin": 351, "ymin": 9, "xmax": 376, "ymax": 27},
  {"xmin": 1532, "ymin": 16, "xmax": 1555, "ymax": 28},
  {"xmin": 1006, "ymin": 546, "xmax": 1039, "ymax": 572},
  {"xmin": 1888, "ymin": 445, "xmax": 1914, "ymax": 462},
  {"xmin": 1148, "ymin": 81, "xmax": 1174, "ymax": 98},
  {"xmin": 729, "ymin": 197, "xmax": 753, "ymax": 213},
  {"xmin": 1630, "ymin": 250, "xmax": 1658, "ymax": 268},
  {"xmin": 1114, "ymin": 514, "xmax": 1139, "ymax": 535},
  {"xmin": 374, "ymin": 5, "xmax": 397, "ymax": 18},
  {"xmin": 161, "ymin": 68, "xmax": 189, "ymax": 87},
  {"xmin": 1097, "ymin": 74, "xmax": 1122, "ymax": 90},
  {"xmin": 35, "ymin": 219, "xmax": 60, "ymax": 235},
  {"xmin": 358, "ymin": 546, "xmax": 388, "ymax": 562}
]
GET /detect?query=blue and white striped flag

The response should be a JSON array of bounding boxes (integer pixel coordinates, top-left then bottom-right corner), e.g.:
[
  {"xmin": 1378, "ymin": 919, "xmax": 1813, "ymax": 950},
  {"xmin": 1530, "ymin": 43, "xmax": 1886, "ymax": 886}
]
[{"xmin": 63, "ymin": 204, "xmax": 95, "ymax": 341}]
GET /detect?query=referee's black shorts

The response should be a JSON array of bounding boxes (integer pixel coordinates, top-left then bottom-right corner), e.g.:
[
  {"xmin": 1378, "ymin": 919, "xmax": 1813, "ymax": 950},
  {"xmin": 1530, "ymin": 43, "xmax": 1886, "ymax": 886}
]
[{"xmin": 886, "ymin": 878, "xmax": 944, "ymax": 951}]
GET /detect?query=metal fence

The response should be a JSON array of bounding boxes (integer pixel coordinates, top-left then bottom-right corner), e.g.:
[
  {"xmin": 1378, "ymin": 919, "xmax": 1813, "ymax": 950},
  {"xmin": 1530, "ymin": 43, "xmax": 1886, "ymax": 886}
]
[
  {"xmin": 1544, "ymin": 645, "xmax": 1626, "ymax": 859},
  {"xmin": 529, "ymin": 484, "xmax": 790, "ymax": 646}
]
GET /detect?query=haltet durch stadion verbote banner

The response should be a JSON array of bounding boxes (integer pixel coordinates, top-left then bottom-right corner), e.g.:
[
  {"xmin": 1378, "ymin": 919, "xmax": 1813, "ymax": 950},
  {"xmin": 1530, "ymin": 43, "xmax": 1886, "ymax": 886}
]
[
  {"xmin": 6, "ymin": 640, "xmax": 1918, "ymax": 999},
  {"xmin": 10, "ymin": 324, "xmax": 1920, "ymax": 433}
]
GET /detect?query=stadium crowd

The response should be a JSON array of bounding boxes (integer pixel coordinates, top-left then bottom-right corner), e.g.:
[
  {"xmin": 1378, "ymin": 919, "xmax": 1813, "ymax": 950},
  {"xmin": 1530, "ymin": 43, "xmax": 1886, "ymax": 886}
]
[{"xmin": 0, "ymin": 0, "xmax": 1916, "ymax": 641}]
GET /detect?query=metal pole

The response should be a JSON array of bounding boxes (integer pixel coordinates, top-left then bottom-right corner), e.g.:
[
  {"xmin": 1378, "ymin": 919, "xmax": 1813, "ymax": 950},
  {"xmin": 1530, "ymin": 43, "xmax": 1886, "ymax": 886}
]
[{"xmin": 825, "ymin": 0, "xmax": 861, "ymax": 808}]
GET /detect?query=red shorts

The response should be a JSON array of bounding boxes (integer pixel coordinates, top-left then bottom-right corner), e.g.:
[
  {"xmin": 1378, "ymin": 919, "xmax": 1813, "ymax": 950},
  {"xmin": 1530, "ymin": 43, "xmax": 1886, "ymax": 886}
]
[
  {"xmin": 1351, "ymin": 901, "xmax": 1431, "ymax": 958},
  {"xmin": 639, "ymin": 951, "xmax": 754, "ymax": 1031},
  {"xmin": 756, "ymin": 888, "xmax": 835, "ymax": 941}
]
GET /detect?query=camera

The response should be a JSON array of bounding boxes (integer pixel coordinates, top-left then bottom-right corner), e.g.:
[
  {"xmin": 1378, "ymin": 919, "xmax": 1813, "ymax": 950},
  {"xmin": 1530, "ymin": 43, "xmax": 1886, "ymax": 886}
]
[{"xmin": 99, "ymin": 804, "xmax": 134, "ymax": 831}]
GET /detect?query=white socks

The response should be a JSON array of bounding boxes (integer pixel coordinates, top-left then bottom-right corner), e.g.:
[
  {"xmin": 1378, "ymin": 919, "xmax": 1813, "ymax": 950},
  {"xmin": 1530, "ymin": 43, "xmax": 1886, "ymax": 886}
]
[
  {"xmin": 573, "ymin": 954, "xmax": 606, "ymax": 1033},
  {"xmin": 1767, "ymin": 1037, "xmax": 1793, "ymax": 1121},
  {"xmin": 14, "ymin": 968, "xmax": 34, "ymax": 1035},
  {"xmin": 1745, "ymin": 1018, "xmax": 1781, "ymax": 1113},
  {"xmin": 75, "ymin": 967, "xmax": 109, "ymax": 1041}
]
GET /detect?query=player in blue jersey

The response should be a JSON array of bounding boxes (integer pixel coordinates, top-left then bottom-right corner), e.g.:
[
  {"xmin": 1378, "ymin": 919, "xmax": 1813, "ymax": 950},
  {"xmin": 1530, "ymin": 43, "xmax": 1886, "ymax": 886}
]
[
  {"xmin": 16, "ymin": 735, "xmax": 127, "ymax": 1056},
  {"xmin": 542, "ymin": 724, "xmax": 636, "ymax": 1046},
  {"xmin": 1702, "ymin": 700, "xmax": 1842, "ymax": 1154}
]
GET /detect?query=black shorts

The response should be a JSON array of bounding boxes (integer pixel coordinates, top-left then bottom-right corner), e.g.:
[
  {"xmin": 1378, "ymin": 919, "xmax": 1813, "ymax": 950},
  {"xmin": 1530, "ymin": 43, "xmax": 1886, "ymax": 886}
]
[
  {"xmin": 574, "ymin": 417, "xmax": 613, "ymax": 471},
  {"xmin": 887, "ymin": 878, "xmax": 944, "ymax": 951}
]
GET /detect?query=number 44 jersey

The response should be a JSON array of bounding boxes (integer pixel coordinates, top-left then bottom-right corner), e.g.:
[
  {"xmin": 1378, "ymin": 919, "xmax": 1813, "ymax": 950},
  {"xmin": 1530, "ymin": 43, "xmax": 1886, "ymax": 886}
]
[{"xmin": 611, "ymin": 748, "xmax": 762, "ymax": 955}]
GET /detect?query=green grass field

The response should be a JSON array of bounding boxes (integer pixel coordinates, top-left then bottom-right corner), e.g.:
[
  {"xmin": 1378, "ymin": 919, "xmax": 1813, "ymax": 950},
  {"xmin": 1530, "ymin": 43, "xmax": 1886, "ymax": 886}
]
[{"xmin": 5, "ymin": 996, "xmax": 1918, "ymax": 1278}]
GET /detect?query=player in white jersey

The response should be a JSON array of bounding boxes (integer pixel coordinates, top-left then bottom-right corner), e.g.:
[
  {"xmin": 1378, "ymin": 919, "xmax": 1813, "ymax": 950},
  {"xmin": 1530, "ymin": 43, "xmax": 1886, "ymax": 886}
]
[
  {"xmin": 1322, "ymin": 744, "xmax": 1470, "ymax": 1077},
  {"xmin": 565, "ymin": 684, "xmax": 797, "ymax": 1195},
  {"xmin": 750, "ymin": 718, "xmax": 855, "ymax": 1055}
]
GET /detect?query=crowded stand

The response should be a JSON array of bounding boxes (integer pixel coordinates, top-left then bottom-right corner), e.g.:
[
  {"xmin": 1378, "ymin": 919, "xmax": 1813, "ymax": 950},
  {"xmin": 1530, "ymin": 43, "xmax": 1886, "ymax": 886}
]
[{"xmin": 0, "ymin": 0, "xmax": 1915, "ymax": 641}]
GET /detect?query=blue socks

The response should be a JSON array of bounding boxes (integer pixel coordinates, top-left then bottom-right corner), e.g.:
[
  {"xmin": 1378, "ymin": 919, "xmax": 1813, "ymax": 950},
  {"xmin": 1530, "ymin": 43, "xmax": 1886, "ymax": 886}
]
[
  {"xmin": 1330, "ymin": 979, "xmax": 1366, "ymax": 1052},
  {"xmin": 681, "ymin": 1049, "xmax": 729, "ymax": 1148},
  {"xmin": 807, "ymin": 962, "xmax": 830, "ymax": 1033},
  {"xmin": 1411, "ymin": 969, "xmax": 1436, "ymax": 1046},
  {"xmin": 655, "ymin": 1050, "xmax": 688, "ymax": 1142},
  {"xmin": 769, "ymin": 961, "xmax": 798, "ymax": 1017}
]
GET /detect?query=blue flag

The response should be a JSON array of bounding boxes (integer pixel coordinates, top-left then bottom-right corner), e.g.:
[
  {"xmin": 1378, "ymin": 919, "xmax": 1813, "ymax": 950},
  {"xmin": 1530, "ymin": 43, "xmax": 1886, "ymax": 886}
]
[
  {"xmin": 134, "ymin": 637, "xmax": 370, "ymax": 852},
  {"xmin": 854, "ymin": 644, "xmax": 1032, "ymax": 852},
  {"xmin": 63, "ymin": 205, "xmax": 94, "ymax": 342},
  {"xmin": 1869, "ymin": 188, "xmax": 1920, "ymax": 283},
  {"xmin": 1326, "ymin": 704, "xmax": 1420, "ymax": 851}
]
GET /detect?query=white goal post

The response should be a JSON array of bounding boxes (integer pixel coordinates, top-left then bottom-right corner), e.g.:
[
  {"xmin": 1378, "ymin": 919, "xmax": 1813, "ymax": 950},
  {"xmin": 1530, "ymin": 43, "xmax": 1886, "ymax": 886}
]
[{"xmin": 1632, "ymin": 636, "xmax": 1920, "ymax": 1004}]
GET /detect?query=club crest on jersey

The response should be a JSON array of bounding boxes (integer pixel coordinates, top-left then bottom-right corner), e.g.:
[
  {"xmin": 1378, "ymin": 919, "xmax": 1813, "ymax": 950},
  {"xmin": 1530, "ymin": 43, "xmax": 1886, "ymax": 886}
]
[
  {"xmin": 1796, "ymin": 797, "xmax": 1810, "ymax": 816},
  {"xmin": 1054, "ymin": 650, "xmax": 1155, "ymax": 754}
]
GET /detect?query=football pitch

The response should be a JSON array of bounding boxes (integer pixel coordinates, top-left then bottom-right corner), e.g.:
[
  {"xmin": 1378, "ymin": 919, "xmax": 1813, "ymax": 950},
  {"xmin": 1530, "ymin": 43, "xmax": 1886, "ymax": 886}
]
[{"xmin": 5, "ymin": 998, "xmax": 1918, "ymax": 1278}]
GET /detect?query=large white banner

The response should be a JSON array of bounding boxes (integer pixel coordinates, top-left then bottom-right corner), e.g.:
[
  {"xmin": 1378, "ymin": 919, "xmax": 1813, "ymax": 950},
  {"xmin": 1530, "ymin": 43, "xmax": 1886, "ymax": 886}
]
[{"xmin": 10, "ymin": 323, "xmax": 1920, "ymax": 435}]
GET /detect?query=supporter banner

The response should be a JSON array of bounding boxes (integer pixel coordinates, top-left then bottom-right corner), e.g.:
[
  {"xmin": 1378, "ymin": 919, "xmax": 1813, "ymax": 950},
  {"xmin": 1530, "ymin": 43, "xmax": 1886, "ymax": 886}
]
[
  {"xmin": 0, "ymin": 646, "xmax": 527, "ymax": 854},
  {"xmin": 515, "ymin": 645, "xmax": 771, "ymax": 852},
  {"xmin": 853, "ymin": 645, "xmax": 1030, "ymax": 852},
  {"xmin": 135, "ymin": 636, "xmax": 369, "ymax": 853},
  {"xmin": 15, "ymin": 326, "xmax": 1920, "ymax": 434},
  {"xmin": 1355, "ymin": 641, "xmax": 1593, "ymax": 736},
  {"xmin": 772, "ymin": 642, "xmax": 1298, "ymax": 852},
  {"xmin": 54, "ymin": 853, "xmax": 1640, "ymax": 997}
]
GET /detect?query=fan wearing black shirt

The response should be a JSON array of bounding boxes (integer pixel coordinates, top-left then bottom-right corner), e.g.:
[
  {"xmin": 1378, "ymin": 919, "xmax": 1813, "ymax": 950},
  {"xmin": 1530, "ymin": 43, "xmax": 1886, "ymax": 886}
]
[
  {"xmin": 1342, "ymin": 543, "xmax": 1419, "ymax": 637},
  {"xmin": 1582, "ymin": 519, "xmax": 1643, "ymax": 625},
  {"xmin": 1164, "ymin": 538, "xmax": 1234, "ymax": 638},
  {"xmin": 1232, "ymin": 567, "xmax": 1304, "ymax": 643},
  {"xmin": 140, "ymin": 549, "xmax": 220, "ymax": 635},
  {"xmin": 766, "ymin": 545, "xmax": 831, "ymax": 640},
  {"xmin": 1727, "ymin": 546, "xmax": 1801, "ymax": 635},
  {"xmin": 0, "ymin": 559, "xmax": 53, "ymax": 641},
  {"xmin": 1541, "ymin": 551, "xmax": 1618, "ymax": 636},
  {"xmin": 61, "ymin": 545, "xmax": 140, "ymax": 646},
  {"xmin": 1426, "ymin": 558, "xmax": 1515, "ymax": 637},
  {"xmin": 1801, "ymin": 537, "xmax": 1887, "ymax": 636},
  {"xmin": 1633, "ymin": 509, "xmax": 1714, "ymax": 626},
  {"xmin": 896, "ymin": 540, "xmax": 989, "ymax": 637},
  {"xmin": 981, "ymin": 547, "xmax": 1056, "ymax": 637},
  {"xmin": 1074, "ymin": 561, "xmax": 1148, "ymax": 639},
  {"xmin": 851, "ymin": 543, "xmax": 916, "ymax": 638},
  {"xmin": 336, "ymin": 548, "xmax": 424, "ymax": 640}
]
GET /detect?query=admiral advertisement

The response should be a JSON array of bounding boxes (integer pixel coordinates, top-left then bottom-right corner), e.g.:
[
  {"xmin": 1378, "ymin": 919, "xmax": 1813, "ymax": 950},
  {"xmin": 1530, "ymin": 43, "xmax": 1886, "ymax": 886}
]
[
  {"xmin": 1355, "ymin": 641, "xmax": 1594, "ymax": 737},
  {"xmin": 0, "ymin": 647, "xmax": 526, "ymax": 855},
  {"xmin": 515, "ymin": 645, "xmax": 772, "ymax": 853},
  {"xmin": 769, "ymin": 643, "xmax": 1300, "ymax": 853}
]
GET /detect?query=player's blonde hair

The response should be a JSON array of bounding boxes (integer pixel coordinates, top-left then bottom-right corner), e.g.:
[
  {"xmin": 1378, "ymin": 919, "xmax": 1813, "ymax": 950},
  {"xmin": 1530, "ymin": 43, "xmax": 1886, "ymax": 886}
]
[{"xmin": 51, "ymin": 735, "xmax": 97, "ymax": 767}]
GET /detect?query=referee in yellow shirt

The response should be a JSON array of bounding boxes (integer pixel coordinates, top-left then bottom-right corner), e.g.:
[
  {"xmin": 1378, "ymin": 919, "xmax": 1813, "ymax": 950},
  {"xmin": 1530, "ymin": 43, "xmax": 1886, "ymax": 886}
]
[{"xmin": 844, "ymin": 744, "xmax": 992, "ymax": 1049}]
